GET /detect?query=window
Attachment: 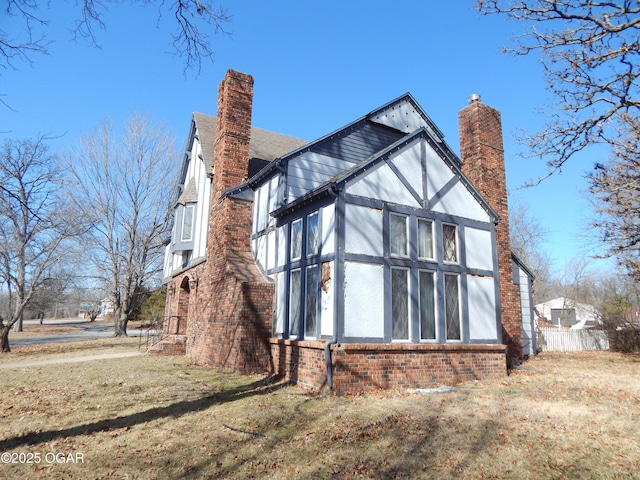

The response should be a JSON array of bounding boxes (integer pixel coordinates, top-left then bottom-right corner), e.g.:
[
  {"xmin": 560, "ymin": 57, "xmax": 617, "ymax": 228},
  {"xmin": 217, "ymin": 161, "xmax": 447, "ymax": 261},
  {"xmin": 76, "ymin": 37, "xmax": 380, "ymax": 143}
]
[
  {"xmin": 305, "ymin": 266, "xmax": 319, "ymax": 338},
  {"xmin": 181, "ymin": 205, "xmax": 195, "ymax": 242},
  {"xmin": 550, "ymin": 308, "xmax": 577, "ymax": 326},
  {"xmin": 307, "ymin": 212, "xmax": 319, "ymax": 257},
  {"xmin": 444, "ymin": 274, "xmax": 461, "ymax": 340},
  {"xmin": 443, "ymin": 224, "xmax": 458, "ymax": 263},
  {"xmin": 291, "ymin": 218, "xmax": 303, "ymax": 260},
  {"xmin": 390, "ymin": 213, "xmax": 408, "ymax": 256},
  {"xmin": 289, "ymin": 269, "xmax": 302, "ymax": 337},
  {"xmin": 418, "ymin": 219, "xmax": 434, "ymax": 259},
  {"xmin": 419, "ymin": 271, "xmax": 436, "ymax": 340},
  {"xmin": 391, "ymin": 267, "xmax": 409, "ymax": 340}
]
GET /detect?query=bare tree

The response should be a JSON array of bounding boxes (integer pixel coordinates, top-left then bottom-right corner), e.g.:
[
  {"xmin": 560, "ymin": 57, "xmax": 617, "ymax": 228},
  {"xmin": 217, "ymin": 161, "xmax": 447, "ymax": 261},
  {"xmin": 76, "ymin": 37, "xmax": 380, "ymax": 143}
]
[
  {"xmin": 508, "ymin": 196, "xmax": 553, "ymax": 300},
  {"xmin": 1, "ymin": 0, "xmax": 231, "ymax": 104},
  {"xmin": 588, "ymin": 114, "xmax": 640, "ymax": 279},
  {"xmin": 66, "ymin": 113, "xmax": 177, "ymax": 336},
  {"xmin": 0, "ymin": 137, "xmax": 79, "ymax": 351},
  {"xmin": 477, "ymin": 1, "xmax": 640, "ymax": 181}
]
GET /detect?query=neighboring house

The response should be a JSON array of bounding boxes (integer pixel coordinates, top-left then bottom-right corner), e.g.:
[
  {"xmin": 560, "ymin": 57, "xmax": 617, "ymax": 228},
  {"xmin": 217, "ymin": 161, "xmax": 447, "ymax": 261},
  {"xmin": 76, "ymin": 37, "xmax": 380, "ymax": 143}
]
[
  {"xmin": 535, "ymin": 297, "xmax": 600, "ymax": 329},
  {"xmin": 99, "ymin": 298, "xmax": 115, "ymax": 316},
  {"xmin": 156, "ymin": 69, "xmax": 533, "ymax": 393}
]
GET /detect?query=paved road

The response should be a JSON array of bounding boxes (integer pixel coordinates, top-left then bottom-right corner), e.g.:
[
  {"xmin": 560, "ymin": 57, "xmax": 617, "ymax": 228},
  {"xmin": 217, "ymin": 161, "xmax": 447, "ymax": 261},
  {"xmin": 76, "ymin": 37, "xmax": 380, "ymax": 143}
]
[{"xmin": 10, "ymin": 319, "xmax": 150, "ymax": 347}]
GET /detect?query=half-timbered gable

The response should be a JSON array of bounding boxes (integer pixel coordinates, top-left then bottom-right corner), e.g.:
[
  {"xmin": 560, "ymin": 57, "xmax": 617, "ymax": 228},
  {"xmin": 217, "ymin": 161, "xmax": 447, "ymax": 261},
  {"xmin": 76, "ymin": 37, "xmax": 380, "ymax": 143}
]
[
  {"xmin": 157, "ymin": 70, "xmax": 532, "ymax": 393},
  {"xmin": 250, "ymin": 97, "xmax": 504, "ymax": 349}
]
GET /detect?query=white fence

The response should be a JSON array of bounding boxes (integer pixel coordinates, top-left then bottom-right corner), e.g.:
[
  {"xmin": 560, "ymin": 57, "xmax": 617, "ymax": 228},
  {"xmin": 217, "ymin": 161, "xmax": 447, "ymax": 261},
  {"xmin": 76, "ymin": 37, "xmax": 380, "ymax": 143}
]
[{"xmin": 537, "ymin": 327, "xmax": 609, "ymax": 352}]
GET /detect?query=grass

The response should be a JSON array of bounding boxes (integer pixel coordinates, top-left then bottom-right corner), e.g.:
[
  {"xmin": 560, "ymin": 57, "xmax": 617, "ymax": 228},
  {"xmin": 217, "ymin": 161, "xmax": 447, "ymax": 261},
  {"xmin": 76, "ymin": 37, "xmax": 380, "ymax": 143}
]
[{"xmin": 0, "ymin": 341, "xmax": 639, "ymax": 479}]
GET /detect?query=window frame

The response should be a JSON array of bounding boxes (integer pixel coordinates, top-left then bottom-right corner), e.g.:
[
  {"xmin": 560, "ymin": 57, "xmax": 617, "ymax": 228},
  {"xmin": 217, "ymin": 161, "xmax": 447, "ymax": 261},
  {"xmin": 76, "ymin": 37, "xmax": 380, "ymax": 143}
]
[
  {"xmin": 390, "ymin": 266, "xmax": 410, "ymax": 341},
  {"xmin": 418, "ymin": 269, "xmax": 437, "ymax": 341},
  {"xmin": 444, "ymin": 273, "xmax": 461, "ymax": 341},
  {"xmin": 306, "ymin": 211, "xmax": 319, "ymax": 258},
  {"xmin": 442, "ymin": 223, "xmax": 458, "ymax": 264},
  {"xmin": 289, "ymin": 268, "xmax": 302, "ymax": 338},
  {"xmin": 304, "ymin": 265, "xmax": 319, "ymax": 339},
  {"xmin": 181, "ymin": 204, "xmax": 195, "ymax": 243},
  {"xmin": 417, "ymin": 218, "xmax": 434, "ymax": 260},
  {"xmin": 389, "ymin": 212, "xmax": 409, "ymax": 258},
  {"xmin": 290, "ymin": 218, "xmax": 303, "ymax": 261}
]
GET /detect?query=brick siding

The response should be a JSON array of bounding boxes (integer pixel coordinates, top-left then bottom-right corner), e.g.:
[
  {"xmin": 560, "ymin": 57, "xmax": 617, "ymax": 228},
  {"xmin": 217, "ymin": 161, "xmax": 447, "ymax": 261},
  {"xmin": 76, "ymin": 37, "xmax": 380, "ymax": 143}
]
[
  {"xmin": 270, "ymin": 341, "xmax": 506, "ymax": 394},
  {"xmin": 458, "ymin": 98, "xmax": 523, "ymax": 363}
]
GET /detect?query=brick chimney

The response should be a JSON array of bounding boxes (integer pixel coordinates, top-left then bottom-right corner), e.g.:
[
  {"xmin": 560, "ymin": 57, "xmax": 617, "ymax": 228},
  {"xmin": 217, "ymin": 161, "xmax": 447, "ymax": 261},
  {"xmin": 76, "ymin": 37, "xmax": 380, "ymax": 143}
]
[
  {"xmin": 213, "ymin": 69, "xmax": 254, "ymax": 194},
  {"xmin": 458, "ymin": 94, "xmax": 523, "ymax": 363},
  {"xmin": 210, "ymin": 69, "xmax": 255, "ymax": 256}
]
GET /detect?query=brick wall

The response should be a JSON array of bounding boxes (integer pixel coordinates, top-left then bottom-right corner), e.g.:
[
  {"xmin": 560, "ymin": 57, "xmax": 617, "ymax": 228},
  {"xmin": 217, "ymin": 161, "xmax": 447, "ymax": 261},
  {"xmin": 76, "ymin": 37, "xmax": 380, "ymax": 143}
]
[
  {"xmin": 458, "ymin": 96, "xmax": 523, "ymax": 363},
  {"xmin": 270, "ymin": 341, "xmax": 506, "ymax": 394},
  {"xmin": 177, "ymin": 70, "xmax": 275, "ymax": 373}
]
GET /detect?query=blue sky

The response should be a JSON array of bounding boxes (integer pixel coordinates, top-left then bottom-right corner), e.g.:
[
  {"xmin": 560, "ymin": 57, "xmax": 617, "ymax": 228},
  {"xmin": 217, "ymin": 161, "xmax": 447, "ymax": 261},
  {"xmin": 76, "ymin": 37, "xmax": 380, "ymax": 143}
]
[{"xmin": 1, "ymin": 1, "xmax": 608, "ymax": 273}]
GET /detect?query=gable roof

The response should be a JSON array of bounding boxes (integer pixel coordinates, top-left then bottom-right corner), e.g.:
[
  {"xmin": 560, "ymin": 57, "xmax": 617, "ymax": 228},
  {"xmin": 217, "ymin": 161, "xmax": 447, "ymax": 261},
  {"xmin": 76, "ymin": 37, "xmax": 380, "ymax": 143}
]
[
  {"xmin": 246, "ymin": 94, "xmax": 459, "ymax": 190},
  {"xmin": 271, "ymin": 127, "xmax": 499, "ymax": 222},
  {"xmin": 222, "ymin": 94, "xmax": 500, "ymax": 226},
  {"xmin": 176, "ymin": 177, "xmax": 198, "ymax": 205},
  {"xmin": 192, "ymin": 112, "xmax": 308, "ymax": 175}
]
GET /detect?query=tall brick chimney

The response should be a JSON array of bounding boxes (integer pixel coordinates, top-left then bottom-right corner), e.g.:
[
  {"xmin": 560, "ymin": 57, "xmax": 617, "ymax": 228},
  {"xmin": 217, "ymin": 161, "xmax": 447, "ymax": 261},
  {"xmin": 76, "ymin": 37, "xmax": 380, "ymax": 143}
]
[
  {"xmin": 458, "ymin": 94, "xmax": 523, "ymax": 363},
  {"xmin": 210, "ymin": 69, "xmax": 255, "ymax": 256}
]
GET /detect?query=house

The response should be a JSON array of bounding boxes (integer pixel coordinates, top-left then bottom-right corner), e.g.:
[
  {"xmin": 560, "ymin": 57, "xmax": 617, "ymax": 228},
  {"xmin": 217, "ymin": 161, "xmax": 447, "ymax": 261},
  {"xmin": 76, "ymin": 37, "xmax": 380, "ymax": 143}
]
[
  {"xmin": 535, "ymin": 297, "xmax": 600, "ymax": 329},
  {"xmin": 156, "ymin": 69, "xmax": 534, "ymax": 393}
]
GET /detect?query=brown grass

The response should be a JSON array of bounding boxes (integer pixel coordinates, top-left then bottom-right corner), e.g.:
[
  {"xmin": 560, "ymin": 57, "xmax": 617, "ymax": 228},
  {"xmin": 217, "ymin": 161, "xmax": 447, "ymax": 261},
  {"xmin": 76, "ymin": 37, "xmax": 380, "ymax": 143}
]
[{"xmin": 0, "ymin": 343, "xmax": 639, "ymax": 479}]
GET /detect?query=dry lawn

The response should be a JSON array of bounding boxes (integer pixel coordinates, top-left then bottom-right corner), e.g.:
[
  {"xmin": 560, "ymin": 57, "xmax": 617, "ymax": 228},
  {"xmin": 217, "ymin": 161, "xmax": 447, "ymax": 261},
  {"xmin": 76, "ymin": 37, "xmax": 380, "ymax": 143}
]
[{"xmin": 0, "ymin": 340, "xmax": 639, "ymax": 479}]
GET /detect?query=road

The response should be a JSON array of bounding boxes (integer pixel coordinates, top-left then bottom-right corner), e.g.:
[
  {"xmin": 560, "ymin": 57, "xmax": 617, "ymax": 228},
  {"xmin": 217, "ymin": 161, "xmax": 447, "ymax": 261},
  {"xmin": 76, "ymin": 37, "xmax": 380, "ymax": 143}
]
[{"xmin": 10, "ymin": 319, "xmax": 150, "ymax": 347}]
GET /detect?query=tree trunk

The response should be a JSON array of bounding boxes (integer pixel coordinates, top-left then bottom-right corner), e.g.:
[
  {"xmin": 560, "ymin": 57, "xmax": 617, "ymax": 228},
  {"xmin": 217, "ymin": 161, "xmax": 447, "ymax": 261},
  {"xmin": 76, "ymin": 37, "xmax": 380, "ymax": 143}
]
[
  {"xmin": 1, "ymin": 325, "xmax": 11, "ymax": 353},
  {"xmin": 114, "ymin": 313, "xmax": 129, "ymax": 337}
]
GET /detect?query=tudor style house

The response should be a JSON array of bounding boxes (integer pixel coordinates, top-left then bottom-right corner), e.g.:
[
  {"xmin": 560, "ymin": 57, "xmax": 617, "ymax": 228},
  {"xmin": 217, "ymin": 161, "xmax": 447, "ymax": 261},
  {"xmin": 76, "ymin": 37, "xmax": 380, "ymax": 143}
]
[{"xmin": 156, "ymin": 69, "xmax": 535, "ymax": 393}]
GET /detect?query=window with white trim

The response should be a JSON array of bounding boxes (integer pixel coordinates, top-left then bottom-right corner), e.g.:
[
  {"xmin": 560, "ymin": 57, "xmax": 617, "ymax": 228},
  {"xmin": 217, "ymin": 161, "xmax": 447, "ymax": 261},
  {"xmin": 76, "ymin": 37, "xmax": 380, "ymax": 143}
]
[
  {"xmin": 305, "ymin": 266, "xmax": 319, "ymax": 338},
  {"xmin": 390, "ymin": 213, "xmax": 408, "ymax": 257},
  {"xmin": 290, "ymin": 218, "xmax": 303, "ymax": 261},
  {"xmin": 307, "ymin": 212, "xmax": 319, "ymax": 257},
  {"xmin": 391, "ymin": 267, "xmax": 409, "ymax": 340},
  {"xmin": 181, "ymin": 205, "xmax": 195, "ymax": 242},
  {"xmin": 289, "ymin": 269, "xmax": 302, "ymax": 337},
  {"xmin": 444, "ymin": 273, "xmax": 461, "ymax": 340},
  {"xmin": 443, "ymin": 224, "xmax": 458, "ymax": 263},
  {"xmin": 419, "ymin": 270, "xmax": 436, "ymax": 340},
  {"xmin": 418, "ymin": 219, "xmax": 434, "ymax": 260},
  {"xmin": 283, "ymin": 211, "xmax": 322, "ymax": 340}
]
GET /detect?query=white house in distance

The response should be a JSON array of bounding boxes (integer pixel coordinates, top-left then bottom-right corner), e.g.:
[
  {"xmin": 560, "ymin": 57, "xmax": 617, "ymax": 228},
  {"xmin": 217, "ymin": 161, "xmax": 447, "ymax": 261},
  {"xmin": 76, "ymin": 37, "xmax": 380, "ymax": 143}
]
[{"xmin": 535, "ymin": 297, "xmax": 600, "ymax": 329}]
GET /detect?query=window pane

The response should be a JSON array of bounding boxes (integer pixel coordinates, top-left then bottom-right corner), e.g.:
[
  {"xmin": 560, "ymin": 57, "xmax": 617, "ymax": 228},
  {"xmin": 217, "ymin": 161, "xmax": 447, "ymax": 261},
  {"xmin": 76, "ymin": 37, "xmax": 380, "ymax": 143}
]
[
  {"xmin": 418, "ymin": 219, "xmax": 433, "ymax": 259},
  {"xmin": 289, "ymin": 270, "xmax": 301, "ymax": 337},
  {"xmin": 390, "ymin": 214, "xmax": 408, "ymax": 256},
  {"xmin": 391, "ymin": 268, "xmax": 409, "ymax": 340},
  {"xmin": 291, "ymin": 219, "xmax": 302, "ymax": 260},
  {"xmin": 305, "ymin": 266, "xmax": 319, "ymax": 338},
  {"xmin": 307, "ymin": 212, "xmax": 319, "ymax": 257},
  {"xmin": 182, "ymin": 205, "xmax": 194, "ymax": 242},
  {"xmin": 273, "ymin": 273, "xmax": 285, "ymax": 336},
  {"xmin": 445, "ymin": 274, "xmax": 460, "ymax": 340},
  {"xmin": 419, "ymin": 271, "xmax": 436, "ymax": 340},
  {"xmin": 443, "ymin": 224, "xmax": 457, "ymax": 262}
]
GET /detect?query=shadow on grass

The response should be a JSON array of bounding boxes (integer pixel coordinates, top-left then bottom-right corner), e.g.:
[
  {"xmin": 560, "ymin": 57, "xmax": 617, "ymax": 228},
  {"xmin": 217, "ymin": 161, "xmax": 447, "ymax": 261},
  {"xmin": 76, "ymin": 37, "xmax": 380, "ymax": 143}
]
[{"xmin": 0, "ymin": 375, "xmax": 289, "ymax": 451}]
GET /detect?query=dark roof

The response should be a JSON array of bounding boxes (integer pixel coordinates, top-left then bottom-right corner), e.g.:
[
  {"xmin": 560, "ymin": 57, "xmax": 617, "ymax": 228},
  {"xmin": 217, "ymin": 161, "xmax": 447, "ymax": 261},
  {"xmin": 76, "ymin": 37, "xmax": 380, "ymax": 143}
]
[
  {"xmin": 272, "ymin": 128, "xmax": 500, "ymax": 223},
  {"xmin": 192, "ymin": 112, "xmax": 308, "ymax": 175}
]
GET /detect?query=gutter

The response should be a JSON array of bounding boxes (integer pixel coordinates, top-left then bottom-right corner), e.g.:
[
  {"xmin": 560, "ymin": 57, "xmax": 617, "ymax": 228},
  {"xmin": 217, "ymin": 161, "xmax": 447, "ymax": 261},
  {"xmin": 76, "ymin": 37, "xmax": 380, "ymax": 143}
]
[
  {"xmin": 324, "ymin": 184, "xmax": 341, "ymax": 389},
  {"xmin": 324, "ymin": 337, "xmax": 338, "ymax": 389}
]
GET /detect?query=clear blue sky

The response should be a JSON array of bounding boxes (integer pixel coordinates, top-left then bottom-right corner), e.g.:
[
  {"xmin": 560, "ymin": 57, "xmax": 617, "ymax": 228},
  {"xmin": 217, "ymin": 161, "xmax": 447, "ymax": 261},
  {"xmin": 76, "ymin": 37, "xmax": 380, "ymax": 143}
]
[{"xmin": 1, "ymin": 1, "xmax": 608, "ymax": 274}]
